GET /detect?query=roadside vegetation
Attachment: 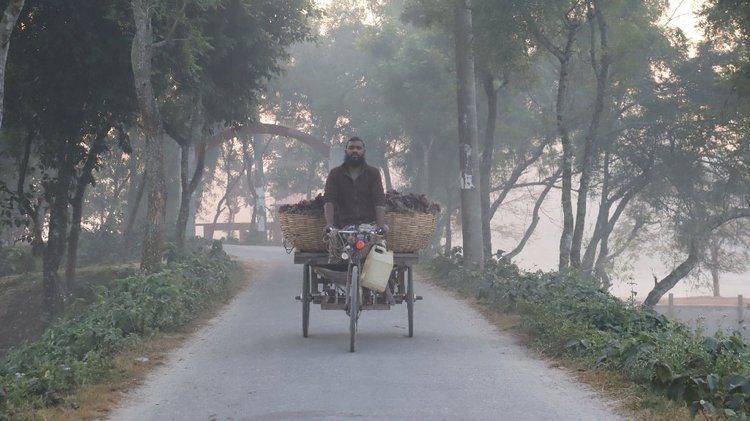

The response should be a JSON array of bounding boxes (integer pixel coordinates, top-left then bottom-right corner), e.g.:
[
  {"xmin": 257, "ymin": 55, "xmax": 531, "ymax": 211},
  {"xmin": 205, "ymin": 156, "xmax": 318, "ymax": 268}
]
[
  {"xmin": 427, "ymin": 249, "xmax": 750, "ymax": 421},
  {"xmin": 0, "ymin": 240, "xmax": 236, "ymax": 421}
]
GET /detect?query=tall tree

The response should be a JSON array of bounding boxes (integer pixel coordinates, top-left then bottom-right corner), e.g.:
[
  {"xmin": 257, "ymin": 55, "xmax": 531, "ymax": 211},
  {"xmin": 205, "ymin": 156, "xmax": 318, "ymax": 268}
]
[
  {"xmin": 129, "ymin": 0, "xmax": 169, "ymax": 272},
  {"xmin": 164, "ymin": 98, "xmax": 207, "ymax": 252},
  {"xmin": 454, "ymin": 0, "xmax": 484, "ymax": 267},
  {"xmin": 569, "ymin": 0, "xmax": 610, "ymax": 268},
  {"xmin": 133, "ymin": 0, "xmax": 316, "ymax": 256},
  {"xmin": 4, "ymin": 0, "xmax": 136, "ymax": 319},
  {"xmin": 521, "ymin": 1, "xmax": 583, "ymax": 269},
  {"xmin": 0, "ymin": 0, "xmax": 24, "ymax": 131},
  {"xmin": 470, "ymin": 0, "xmax": 532, "ymax": 257}
]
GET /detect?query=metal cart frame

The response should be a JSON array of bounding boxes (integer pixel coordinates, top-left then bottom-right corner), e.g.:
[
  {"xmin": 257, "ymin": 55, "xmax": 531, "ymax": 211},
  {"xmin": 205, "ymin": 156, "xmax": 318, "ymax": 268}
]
[{"xmin": 294, "ymin": 251, "xmax": 421, "ymax": 346}]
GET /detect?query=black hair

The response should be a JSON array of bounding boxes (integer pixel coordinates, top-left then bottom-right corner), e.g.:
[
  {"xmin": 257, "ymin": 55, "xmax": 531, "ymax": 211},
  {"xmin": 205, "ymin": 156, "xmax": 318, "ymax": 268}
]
[{"xmin": 345, "ymin": 136, "xmax": 365, "ymax": 148}]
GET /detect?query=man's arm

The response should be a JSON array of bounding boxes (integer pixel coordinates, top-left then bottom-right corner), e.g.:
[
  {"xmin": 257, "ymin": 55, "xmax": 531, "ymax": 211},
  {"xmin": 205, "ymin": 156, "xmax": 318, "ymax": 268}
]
[
  {"xmin": 372, "ymin": 167, "xmax": 387, "ymax": 231},
  {"xmin": 323, "ymin": 168, "xmax": 337, "ymax": 230},
  {"xmin": 324, "ymin": 202, "xmax": 335, "ymax": 228}
]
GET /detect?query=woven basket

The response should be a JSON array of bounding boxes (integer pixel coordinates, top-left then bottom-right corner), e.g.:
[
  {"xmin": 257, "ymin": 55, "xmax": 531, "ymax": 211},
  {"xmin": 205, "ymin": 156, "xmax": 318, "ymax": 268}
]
[
  {"xmin": 278, "ymin": 213, "xmax": 327, "ymax": 252},
  {"xmin": 385, "ymin": 212, "xmax": 439, "ymax": 253},
  {"xmin": 280, "ymin": 211, "xmax": 439, "ymax": 253}
]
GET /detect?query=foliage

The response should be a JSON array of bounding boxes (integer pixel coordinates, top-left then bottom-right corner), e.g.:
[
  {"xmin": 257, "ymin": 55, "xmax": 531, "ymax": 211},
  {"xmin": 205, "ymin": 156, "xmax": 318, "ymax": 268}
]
[
  {"xmin": 75, "ymin": 227, "xmax": 140, "ymax": 266},
  {"xmin": 701, "ymin": 0, "xmax": 750, "ymax": 110},
  {"xmin": 0, "ymin": 242, "xmax": 233, "ymax": 417},
  {"xmin": 426, "ymin": 250, "xmax": 750, "ymax": 419},
  {"xmin": 0, "ymin": 245, "xmax": 35, "ymax": 276}
]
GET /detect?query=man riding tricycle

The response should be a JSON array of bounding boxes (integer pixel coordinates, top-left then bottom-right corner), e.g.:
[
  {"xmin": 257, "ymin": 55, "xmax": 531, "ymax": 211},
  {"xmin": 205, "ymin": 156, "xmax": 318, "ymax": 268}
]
[{"xmin": 288, "ymin": 136, "xmax": 426, "ymax": 352}]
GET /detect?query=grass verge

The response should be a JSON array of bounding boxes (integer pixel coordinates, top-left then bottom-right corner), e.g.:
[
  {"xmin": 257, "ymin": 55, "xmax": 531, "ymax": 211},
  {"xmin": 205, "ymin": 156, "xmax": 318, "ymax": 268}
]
[
  {"xmin": 0, "ymin": 241, "xmax": 251, "ymax": 421},
  {"xmin": 421, "ymin": 249, "xmax": 748, "ymax": 420}
]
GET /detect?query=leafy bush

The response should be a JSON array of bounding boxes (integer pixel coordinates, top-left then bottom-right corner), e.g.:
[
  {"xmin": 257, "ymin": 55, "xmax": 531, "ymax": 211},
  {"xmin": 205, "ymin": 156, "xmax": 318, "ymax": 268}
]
[
  {"xmin": 76, "ymin": 227, "xmax": 140, "ymax": 265},
  {"xmin": 0, "ymin": 245, "xmax": 36, "ymax": 276},
  {"xmin": 426, "ymin": 249, "xmax": 750, "ymax": 420},
  {"xmin": 0, "ymin": 242, "xmax": 233, "ymax": 417}
]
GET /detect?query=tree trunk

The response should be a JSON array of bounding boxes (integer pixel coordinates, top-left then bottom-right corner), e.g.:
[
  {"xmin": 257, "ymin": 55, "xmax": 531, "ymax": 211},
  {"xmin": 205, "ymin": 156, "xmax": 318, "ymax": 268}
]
[
  {"xmin": 123, "ymin": 169, "xmax": 147, "ymax": 247},
  {"xmin": 176, "ymin": 143, "xmax": 191, "ymax": 250},
  {"xmin": 66, "ymin": 131, "xmax": 108, "ymax": 284},
  {"xmin": 240, "ymin": 134, "xmax": 257, "ymax": 231},
  {"xmin": 582, "ymin": 171, "xmax": 649, "ymax": 276},
  {"xmin": 42, "ymin": 165, "xmax": 73, "ymax": 323},
  {"xmin": 211, "ymin": 194, "xmax": 227, "ymax": 233},
  {"xmin": 174, "ymin": 100, "xmax": 207, "ymax": 253},
  {"xmin": 488, "ymin": 141, "xmax": 547, "ymax": 219},
  {"xmin": 581, "ymin": 148, "xmax": 611, "ymax": 275},
  {"xmin": 709, "ymin": 242, "xmax": 721, "ymax": 297},
  {"xmin": 643, "ymin": 209, "xmax": 750, "ymax": 307},
  {"xmin": 66, "ymin": 192, "xmax": 84, "ymax": 285},
  {"xmin": 253, "ymin": 135, "xmax": 269, "ymax": 240},
  {"xmin": 102, "ymin": 167, "xmax": 131, "ymax": 229},
  {"xmin": 420, "ymin": 138, "xmax": 434, "ymax": 194},
  {"xmin": 522, "ymin": 7, "xmax": 580, "ymax": 269},
  {"xmin": 16, "ymin": 129, "xmax": 44, "ymax": 256},
  {"xmin": 571, "ymin": 2, "xmax": 610, "ymax": 268},
  {"xmin": 227, "ymin": 208, "xmax": 236, "ymax": 239},
  {"xmin": 593, "ymin": 252, "xmax": 611, "ymax": 290},
  {"xmin": 0, "ymin": 0, "xmax": 25, "ymax": 130},
  {"xmin": 592, "ymin": 189, "xmax": 650, "ymax": 289},
  {"xmin": 444, "ymin": 185, "xmax": 453, "ymax": 253},
  {"xmin": 643, "ymin": 241, "xmax": 700, "ymax": 307},
  {"xmin": 556, "ymin": 30, "xmax": 578, "ymax": 270},
  {"xmin": 480, "ymin": 71, "xmax": 498, "ymax": 258},
  {"xmin": 211, "ymin": 140, "xmax": 244, "ymax": 238},
  {"xmin": 454, "ymin": 0, "xmax": 484, "ymax": 268},
  {"xmin": 131, "ymin": 0, "xmax": 167, "ymax": 272},
  {"xmin": 505, "ymin": 169, "xmax": 561, "ymax": 260}
]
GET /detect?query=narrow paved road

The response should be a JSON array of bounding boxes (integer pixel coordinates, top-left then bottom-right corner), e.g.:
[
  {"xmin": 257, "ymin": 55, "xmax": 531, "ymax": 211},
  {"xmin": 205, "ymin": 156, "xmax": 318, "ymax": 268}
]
[{"xmin": 108, "ymin": 245, "xmax": 625, "ymax": 421}]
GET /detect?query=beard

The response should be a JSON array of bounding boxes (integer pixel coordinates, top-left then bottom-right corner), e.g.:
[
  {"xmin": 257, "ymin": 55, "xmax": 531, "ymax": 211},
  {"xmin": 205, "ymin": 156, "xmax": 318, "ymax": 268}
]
[{"xmin": 343, "ymin": 153, "xmax": 366, "ymax": 167}]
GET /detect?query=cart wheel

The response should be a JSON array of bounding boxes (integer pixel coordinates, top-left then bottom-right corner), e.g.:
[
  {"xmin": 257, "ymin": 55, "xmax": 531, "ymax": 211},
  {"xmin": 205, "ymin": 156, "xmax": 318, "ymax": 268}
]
[
  {"xmin": 349, "ymin": 265, "xmax": 359, "ymax": 352},
  {"xmin": 407, "ymin": 266, "xmax": 414, "ymax": 338},
  {"xmin": 302, "ymin": 264, "xmax": 311, "ymax": 338}
]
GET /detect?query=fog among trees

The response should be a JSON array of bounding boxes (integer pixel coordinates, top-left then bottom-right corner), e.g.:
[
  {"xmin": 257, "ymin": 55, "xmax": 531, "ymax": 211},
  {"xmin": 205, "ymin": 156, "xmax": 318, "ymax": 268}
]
[{"xmin": 1, "ymin": 0, "xmax": 749, "ymax": 318}]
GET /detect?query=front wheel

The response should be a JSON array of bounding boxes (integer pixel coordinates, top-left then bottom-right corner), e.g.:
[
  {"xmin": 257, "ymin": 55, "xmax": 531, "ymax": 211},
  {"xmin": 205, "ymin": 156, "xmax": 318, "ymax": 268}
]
[
  {"xmin": 349, "ymin": 265, "xmax": 359, "ymax": 352},
  {"xmin": 407, "ymin": 266, "xmax": 414, "ymax": 338},
  {"xmin": 302, "ymin": 264, "xmax": 311, "ymax": 338}
]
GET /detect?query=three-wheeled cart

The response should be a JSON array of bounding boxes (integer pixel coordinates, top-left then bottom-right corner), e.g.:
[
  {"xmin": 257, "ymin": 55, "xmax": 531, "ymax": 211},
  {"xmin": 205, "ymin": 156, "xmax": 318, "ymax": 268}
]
[{"xmin": 293, "ymin": 250, "xmax": 422, "ymax": 344}]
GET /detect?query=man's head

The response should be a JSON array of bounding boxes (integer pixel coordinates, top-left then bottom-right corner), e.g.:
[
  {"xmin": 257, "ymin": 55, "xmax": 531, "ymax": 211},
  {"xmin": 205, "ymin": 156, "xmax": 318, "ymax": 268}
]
[{"xmin": 343, "ymin": 136, "xmax": 366, "ymax": 166}]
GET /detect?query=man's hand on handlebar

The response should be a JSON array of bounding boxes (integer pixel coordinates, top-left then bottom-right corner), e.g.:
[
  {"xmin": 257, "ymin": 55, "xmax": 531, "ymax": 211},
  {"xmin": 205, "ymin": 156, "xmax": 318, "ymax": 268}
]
[
  {"xmin": 376, "ymin": 224, "xmax": 389, "ymax": 236},
  {"xmin": 324, "ymin": 224, "xmax": 335, "ymax": 236}
]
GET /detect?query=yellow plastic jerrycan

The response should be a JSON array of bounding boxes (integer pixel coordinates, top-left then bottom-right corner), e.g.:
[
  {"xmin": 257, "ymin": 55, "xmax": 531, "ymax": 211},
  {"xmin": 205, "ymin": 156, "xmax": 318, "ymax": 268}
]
[{"xmin": 361, "ymin": 244, "xmax": 394, "ymax": 292}]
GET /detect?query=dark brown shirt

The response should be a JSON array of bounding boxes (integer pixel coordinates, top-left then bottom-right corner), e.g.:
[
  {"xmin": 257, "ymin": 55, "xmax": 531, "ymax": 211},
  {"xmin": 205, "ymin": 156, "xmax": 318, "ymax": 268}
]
[{"xmin": 324, "ymin": 164, "xmax": 386, "ymax": 227}]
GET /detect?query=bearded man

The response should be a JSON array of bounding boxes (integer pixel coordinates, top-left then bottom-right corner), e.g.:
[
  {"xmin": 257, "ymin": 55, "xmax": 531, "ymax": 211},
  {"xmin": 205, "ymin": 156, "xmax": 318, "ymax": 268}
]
[{"xmin": 323, "ymin": 136, "xmax": 388, "ymax": 233}]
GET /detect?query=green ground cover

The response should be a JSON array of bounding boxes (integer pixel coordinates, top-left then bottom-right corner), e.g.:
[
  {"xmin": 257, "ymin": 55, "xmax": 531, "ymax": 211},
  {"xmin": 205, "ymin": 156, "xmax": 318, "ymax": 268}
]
[{"xmin": 426, "ymin": 248, "xmax": 750, "ymax": 420}]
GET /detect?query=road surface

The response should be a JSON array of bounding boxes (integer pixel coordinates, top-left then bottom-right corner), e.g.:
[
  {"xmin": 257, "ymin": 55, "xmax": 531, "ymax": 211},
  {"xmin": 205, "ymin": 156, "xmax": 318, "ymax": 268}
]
[{"xmin": 107, "ymin": 245, "xmax": 625, "ymax": 421}]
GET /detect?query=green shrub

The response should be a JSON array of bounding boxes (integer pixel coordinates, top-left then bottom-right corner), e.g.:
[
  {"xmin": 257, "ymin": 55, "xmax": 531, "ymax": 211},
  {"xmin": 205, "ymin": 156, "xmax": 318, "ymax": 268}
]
[
  {"xmin": 0, "ymin": 242, "xmax": 233, "ymax": 417},
  {"xmin": 0, "ymin": 245, "xmax": 36, "ymax": 276},
  {"xmin": 426, "ymin": 249, "xmax": 750, "ymax": 419},
  {"xmin": 76, "ymin": 228, "xmax": 140, "ymax": 265}
]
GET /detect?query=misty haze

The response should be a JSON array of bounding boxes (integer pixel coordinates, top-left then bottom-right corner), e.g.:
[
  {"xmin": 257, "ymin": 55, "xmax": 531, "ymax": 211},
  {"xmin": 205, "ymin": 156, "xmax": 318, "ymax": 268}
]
[{"xmin": 1, "ymin": 1, "xmax": 748, "ymax": 420}]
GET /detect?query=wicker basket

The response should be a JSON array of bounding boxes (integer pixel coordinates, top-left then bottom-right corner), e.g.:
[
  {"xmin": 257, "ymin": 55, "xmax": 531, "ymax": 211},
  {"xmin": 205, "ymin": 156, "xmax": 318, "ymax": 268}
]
[
  {"xmin": 385, "ymin": 212, "xmax": 439, "ymax": 253},
  {"xmin": 278, "ymin": 213, "xmax": 327, "ymax": 252},
  {"xmin": 279, "ymin": 211, "xmax": 439, "ymax": 253}
]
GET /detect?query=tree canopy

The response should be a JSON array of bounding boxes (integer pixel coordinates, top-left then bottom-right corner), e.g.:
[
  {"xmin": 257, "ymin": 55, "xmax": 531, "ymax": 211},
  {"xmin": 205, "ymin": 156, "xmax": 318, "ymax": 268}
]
[{"xmin": 0, "ymin": 0, "xmax": 749, "ymax": 312}]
